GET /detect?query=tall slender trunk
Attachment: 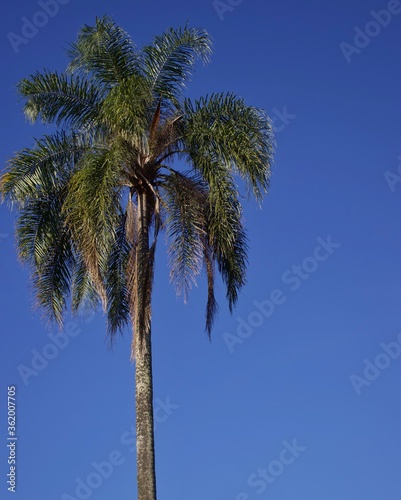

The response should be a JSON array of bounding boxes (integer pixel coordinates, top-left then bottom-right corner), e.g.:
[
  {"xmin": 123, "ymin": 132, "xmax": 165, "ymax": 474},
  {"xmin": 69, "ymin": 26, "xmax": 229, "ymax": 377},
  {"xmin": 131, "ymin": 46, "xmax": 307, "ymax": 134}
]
[{"xmin": 134, "ymin": 190, "xmax": 157, "ymax": 500}]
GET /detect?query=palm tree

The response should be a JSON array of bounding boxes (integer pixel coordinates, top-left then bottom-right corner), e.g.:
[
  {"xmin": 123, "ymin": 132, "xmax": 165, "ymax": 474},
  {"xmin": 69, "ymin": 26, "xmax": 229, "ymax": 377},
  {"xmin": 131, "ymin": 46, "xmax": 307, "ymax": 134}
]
[{"xmin": 1, "ymin": 16, "xmax": 274, "ymax": 500}]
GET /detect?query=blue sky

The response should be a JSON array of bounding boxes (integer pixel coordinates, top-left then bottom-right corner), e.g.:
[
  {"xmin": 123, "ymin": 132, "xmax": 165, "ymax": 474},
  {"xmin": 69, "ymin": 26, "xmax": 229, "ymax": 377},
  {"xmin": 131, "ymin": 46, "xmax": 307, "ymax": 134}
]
[{"xmin": 1, "ymin": 0, "xmax": 401, "ymax": 499}]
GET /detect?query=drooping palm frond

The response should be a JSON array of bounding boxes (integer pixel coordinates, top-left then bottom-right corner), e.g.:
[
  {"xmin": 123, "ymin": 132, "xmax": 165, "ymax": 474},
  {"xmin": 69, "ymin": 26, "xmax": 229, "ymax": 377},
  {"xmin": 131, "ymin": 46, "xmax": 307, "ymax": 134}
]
[
  {"xmin": 203, "ymin": 238, "xmax": 218, "ymax": 337},
  {"xmin": 32, "ymin": 228, "xmax": 74, "ymax": 327},
  {"xmin": 67, "ymin": 15, "xmax": 141, "ymax": 87},
  {"xmin": 3, "ymin": 132, "xmax": 83, "ymax": 325},
  {"xmin": 17, "ymin": 189, "xmax": 64, "ymax": 267},
  {"xmin": 160, "ymin": 169, "xmax": 220, "ymax": 334},
  {"xmin": 142, "ymin": 25, "xmax": 212, "ymax": 103},
  {"xmin": 181, "ymin": 119, "xmax": 249, "ymax": 310},
  {"xmin": 71, "ymin": 251, "xmax": 99, "ymax": 315},
  {"xmin": 63, "ymin": 149, "xmax": 122, "ymax": 305},
  {"xmin": 161, "ymin": 171, "xmax": 208, "ymax": 301},
  {"xmin": 105, "ymin": 212, "xmax": 132, "ymax": 338},
  {"xmin": 182, "ymin": 93, "xmax": 274, "ymax": 202},
  {"xmin": 17, "ymin": 71, "xmax": 103, "ymax": 129},
  {"xmin": 206, "ymin": 169, "xmax": 248, "ymax": 311},
  {"xmin": 0, "ymin": 132, "xmax": 88, "ymax": 205},
  {"xmin": 16, "ymin": 190, "xmax": 74, "ymax": 325}
]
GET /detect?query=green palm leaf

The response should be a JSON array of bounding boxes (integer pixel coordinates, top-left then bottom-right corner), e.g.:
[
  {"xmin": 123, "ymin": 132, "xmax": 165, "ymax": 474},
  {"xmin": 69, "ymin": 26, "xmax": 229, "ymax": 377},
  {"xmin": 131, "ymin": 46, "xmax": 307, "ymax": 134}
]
[
  {"xmin": 105, "ymin": 212, "xmax": 131, "ymax": 337},
  {"xmin": 17, "ymin": 191, "xmax": 74, "ymax": 325},
  {"xmin": 71, "ymin": 252, "xmax": 100, "ymax": 315},
  {"xmin": 203, "ymin": 239, "xmax": 218, "ymax": 336},
  {"xmin": 182, "ymin": 92, "xmax": 274, "ymax": 201},
  {"xmin": 206, "ymin": 169, "xmax": 248, "ymax": 310},
  {"xmin": 99, "ymin": 74, "xmax": 151, "ymax": 142},
  {"xmin": 67, "ymin": 15, "xmax": 141, "ymax": 86},
  {"xmin": 161, "ymin": 171, "xmax": 208, "ymax": 301},
  {"xmin": 32, "ymin": 229, "xmax": 74, "ymax": 327},
  {"xmin": 142, "ymin": 25, "xmax": 212, "ymax": 103},
  {"xmin": 63, "ymin": 149, "xmax": 122, "ymax": 305},
  {"xmin": 18, "ymin": 71, "xmax": 102, "ymax": 129},
  {"xmin": 1, "ymin": 132, "xmax": 87, "ymax": 204}
]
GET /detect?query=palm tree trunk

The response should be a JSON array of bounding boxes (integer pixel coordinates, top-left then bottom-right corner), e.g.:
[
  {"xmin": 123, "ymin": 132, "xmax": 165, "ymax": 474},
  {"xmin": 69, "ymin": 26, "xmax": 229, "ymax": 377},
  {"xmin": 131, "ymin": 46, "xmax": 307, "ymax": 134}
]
[{"xmin": 134, "ymin": 190, "xmax": 157, "ymax": 500}]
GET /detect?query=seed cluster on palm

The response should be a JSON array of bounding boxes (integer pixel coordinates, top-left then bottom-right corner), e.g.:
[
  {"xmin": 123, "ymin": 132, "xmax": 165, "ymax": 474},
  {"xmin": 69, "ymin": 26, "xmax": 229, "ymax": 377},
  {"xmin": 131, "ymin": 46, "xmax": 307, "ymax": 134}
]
[{"xmin": 1, "ymin": 16, "xmax": 274, "ymax": 500}]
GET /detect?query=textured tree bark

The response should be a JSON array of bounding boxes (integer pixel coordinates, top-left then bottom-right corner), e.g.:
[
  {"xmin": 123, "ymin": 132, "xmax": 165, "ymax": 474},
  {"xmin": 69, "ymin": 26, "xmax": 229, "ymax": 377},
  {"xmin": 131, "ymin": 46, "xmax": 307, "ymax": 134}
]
[{"xmin": 134, "ymin": 190, "xmax": 157, "ymax": 500}]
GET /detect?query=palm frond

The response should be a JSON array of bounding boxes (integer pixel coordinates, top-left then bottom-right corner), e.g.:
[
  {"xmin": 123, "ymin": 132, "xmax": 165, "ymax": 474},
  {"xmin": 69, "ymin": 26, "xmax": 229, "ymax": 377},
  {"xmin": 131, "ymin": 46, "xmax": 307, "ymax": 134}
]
[
  {"xmin": 1, "ymin": 132, "xmax": 89, "ymax": 205},
  {"xmin": 71, "ymin": 251, "xmax": 99, "ymax": 314},
  {"xmin": 182, "ymin": 93, "xmax": 274, "ymax": 202},
  {"xmin": 63, "ymin": 149, "xmax": 122, "ymax": 306},
  {"xmin": 203, "ymin": 239, "xmax": 218, "ymax": 337},
  {"xmin": 17, "ymin": 71, "xmax": 102, "ymax": 129},
  {"xmin": 180, "ymin": 92, "xmax": 274, "ymax": 309},
  {"xmin": 16, "ymin": 190, "xmax": 74, "ymax": 325},
  {"xmin": 105, "ymin": 212, "xmax": 131, "ymax": 338},
  {"xmin": 17, "ymin": 190, "xmax": 64, "ymax": 266},
  {"xmin": 32, "ymin": 230, "xmax": 74, "ymax": 327},
  {"xmin": 182, "ymin": 137, "xmax": 248, "ymax": 309},
  {"xmin": 67, "ymin": 15, "xmax": 141, "ymax": 86},
  {"xmin": 142, "ymin": 26, "xmax": 211, "ymax": 103},
  {"xmin": 99, "ymin": 74, "xmax": 151, "ymax": 141},
  {"xmin": 161, "ymin": 171, "xmax": 208, "ymax": 301},
  {"xmin": 208, "ymin": 171, "xmax": 248, "ymax": 310}
]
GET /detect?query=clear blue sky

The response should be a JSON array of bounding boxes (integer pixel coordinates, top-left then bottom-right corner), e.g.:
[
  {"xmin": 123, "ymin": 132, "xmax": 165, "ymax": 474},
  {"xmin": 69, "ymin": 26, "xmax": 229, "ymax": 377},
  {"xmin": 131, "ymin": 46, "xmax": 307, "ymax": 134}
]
[{"xmin": 1, "ymin": 0, "xmax": 401, "ymax": 499}]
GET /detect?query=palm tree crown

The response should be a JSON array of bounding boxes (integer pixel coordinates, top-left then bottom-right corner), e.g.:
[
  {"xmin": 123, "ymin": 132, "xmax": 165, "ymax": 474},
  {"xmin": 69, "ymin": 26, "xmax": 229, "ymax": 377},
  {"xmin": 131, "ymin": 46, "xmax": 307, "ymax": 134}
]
[{"xmin": 1, "ymin": 16, "xmax": 274, "ymax": 344}]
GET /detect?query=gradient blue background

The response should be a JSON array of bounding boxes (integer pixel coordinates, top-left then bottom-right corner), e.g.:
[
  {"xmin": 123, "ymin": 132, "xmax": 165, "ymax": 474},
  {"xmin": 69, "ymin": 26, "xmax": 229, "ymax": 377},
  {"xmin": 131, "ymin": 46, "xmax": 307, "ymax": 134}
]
[{"xmin": 1, "ymin": 0, "xmax": 401, "ymax": 499}]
